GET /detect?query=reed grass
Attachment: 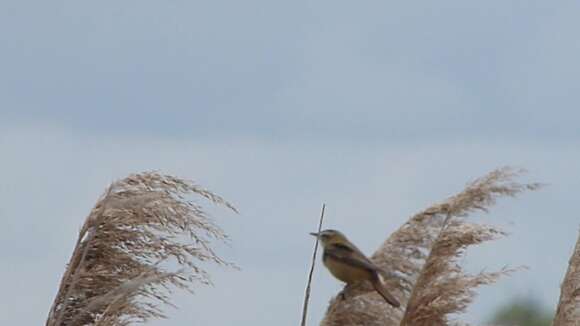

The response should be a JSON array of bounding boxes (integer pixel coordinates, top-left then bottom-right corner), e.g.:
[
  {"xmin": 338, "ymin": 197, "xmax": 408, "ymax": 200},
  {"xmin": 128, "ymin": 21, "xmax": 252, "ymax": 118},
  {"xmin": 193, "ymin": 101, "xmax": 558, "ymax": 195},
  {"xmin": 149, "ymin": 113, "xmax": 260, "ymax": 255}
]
[
  {"xmin": 553, "ymin": 228, "xmax": 580, "ymax": 326},
  {"xmin": 45, "ymin": 172, "xmax": 236, "ymax": 326},
  {"xmin": 321, "ymin": 167, "xmax": 541, "ymax": 326}
]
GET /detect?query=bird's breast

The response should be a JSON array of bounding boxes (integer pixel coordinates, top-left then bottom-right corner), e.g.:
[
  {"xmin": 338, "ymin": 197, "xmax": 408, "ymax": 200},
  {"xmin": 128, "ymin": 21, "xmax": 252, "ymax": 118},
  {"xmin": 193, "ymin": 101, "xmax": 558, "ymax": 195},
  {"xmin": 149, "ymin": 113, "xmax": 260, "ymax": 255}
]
[{"xmin": 323, "ymin": 254, "xmax": 372, "ymax": 284}]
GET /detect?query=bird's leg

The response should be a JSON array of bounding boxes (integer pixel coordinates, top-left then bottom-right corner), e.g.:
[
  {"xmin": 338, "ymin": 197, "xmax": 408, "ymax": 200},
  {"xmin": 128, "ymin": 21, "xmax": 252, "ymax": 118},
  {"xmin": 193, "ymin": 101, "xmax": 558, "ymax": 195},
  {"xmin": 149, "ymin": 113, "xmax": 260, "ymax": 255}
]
[{"xmin": 339, "ymin": 283, "xmax": 354, "ymax": 301}]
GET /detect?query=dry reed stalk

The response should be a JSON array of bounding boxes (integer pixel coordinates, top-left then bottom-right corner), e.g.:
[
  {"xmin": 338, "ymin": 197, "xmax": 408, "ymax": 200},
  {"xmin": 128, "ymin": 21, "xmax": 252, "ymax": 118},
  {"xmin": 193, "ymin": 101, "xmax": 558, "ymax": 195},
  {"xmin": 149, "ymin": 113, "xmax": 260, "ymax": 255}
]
[
  {"xmin": 321, "ymin": 167, "xmax": 541, "ymax": 326},
  {"xmin": 45, "ymin": 172, "xmax": 237, "ymax": 326},
  {"xmin": 553, "ymin": 228, "xmax": 580, "ymax": 326},
  {"xmin": 301, "ymin": 204, "xmax": 327, "ymax": 326}
]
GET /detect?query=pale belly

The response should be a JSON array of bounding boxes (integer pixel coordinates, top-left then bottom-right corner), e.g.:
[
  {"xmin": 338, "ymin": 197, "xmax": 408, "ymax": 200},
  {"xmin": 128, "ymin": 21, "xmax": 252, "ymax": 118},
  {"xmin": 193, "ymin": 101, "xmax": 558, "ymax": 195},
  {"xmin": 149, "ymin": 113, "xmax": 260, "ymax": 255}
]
[{"xmin": 323, "ymin": 256, "xmax": 372, "ymax": 284}]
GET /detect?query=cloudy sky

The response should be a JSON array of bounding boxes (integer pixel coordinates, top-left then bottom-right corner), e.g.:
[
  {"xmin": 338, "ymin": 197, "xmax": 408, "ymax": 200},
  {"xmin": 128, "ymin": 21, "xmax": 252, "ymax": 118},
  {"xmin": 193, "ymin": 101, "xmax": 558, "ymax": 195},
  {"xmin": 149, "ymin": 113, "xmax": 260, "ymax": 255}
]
[{"xmin": 1, "ymin": 1, "xmax": 580, "ymax": 325}]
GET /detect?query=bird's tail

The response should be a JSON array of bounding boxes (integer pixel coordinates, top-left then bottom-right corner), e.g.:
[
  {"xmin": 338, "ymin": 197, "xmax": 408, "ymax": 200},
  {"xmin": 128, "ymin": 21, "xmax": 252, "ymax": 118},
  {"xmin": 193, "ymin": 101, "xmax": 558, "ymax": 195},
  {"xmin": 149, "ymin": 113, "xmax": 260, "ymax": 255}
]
[{"xmin": 371, "ymin": 274, "xmax": 400, "ymax": 308}]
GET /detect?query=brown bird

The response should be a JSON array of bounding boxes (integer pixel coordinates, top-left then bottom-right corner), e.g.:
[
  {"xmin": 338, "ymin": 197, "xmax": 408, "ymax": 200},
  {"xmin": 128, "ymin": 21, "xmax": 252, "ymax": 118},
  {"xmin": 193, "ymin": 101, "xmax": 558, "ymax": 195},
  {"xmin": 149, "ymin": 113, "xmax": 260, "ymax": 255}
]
[{"xmin": 310, "ymin": 229, "xmax": 400, "ymax": 307}]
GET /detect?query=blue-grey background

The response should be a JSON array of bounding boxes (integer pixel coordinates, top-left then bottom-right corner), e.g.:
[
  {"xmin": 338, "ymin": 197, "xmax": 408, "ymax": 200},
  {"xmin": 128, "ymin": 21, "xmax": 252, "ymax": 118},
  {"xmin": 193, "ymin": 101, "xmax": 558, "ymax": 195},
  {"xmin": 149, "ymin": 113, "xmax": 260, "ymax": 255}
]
[{"xmin": 1, "ymin": 1, "xmax": 579, "ymax": 324}]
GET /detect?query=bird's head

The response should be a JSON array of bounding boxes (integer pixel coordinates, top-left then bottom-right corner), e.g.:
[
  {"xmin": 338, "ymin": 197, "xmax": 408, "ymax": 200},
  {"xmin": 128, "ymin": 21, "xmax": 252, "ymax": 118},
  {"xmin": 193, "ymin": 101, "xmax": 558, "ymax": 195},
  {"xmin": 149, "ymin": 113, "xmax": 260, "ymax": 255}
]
[{"xmin": 309, "ymin": 229, "xmax": 349, "ymax": 247}]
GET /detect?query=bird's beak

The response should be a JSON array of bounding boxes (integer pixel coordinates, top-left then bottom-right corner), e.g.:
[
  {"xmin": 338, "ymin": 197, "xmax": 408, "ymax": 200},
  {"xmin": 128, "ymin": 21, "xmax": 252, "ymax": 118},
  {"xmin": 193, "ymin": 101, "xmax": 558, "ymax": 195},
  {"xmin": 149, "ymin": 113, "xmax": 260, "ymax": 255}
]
[{"xmin": 309, "ymin": 232, "xmax": 319, "ymax": 237}]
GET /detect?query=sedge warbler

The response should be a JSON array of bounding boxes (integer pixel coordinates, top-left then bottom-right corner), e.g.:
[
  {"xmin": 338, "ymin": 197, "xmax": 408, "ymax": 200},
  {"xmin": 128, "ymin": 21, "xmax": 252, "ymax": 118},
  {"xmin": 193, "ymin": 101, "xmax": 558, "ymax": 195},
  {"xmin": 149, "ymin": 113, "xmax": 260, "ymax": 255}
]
[{"xmin": 310, "ymin": 229, "xmax": 400, "ymax": 307}]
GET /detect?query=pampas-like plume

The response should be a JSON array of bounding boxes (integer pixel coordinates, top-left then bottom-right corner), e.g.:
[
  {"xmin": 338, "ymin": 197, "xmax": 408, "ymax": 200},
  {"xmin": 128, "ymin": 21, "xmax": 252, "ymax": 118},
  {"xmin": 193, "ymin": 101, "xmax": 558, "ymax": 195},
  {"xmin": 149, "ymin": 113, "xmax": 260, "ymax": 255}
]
[
  {"xmin": 321, "ymin": 167, "xmax": 540, "ymax": 326},
  {"xmin": 399, "ymin": 222, "xmax": 519, "ymax": 326},
  {"xmin": 553, "ymin": 229, "xmax": 580, "ymax": 326},
  {"xmin": 46, "ymin": 172, "xmax": 237, "ymax": 326}
]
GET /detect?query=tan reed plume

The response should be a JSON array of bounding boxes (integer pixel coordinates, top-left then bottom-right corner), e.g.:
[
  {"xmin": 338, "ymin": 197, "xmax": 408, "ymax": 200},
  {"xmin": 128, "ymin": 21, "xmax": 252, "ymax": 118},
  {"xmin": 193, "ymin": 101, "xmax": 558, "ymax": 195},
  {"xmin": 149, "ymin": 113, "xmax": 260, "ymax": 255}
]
[
  {"xmin": 321, "ymin": 167, "xmax": 541, "ymax": 326},
  {"xmin": 553, "ymin": 228, "xmax": 580, "ymax": 326},
  {"xmin": 46, "ymin": 172, "xmax": 236, "ymax": 326}
]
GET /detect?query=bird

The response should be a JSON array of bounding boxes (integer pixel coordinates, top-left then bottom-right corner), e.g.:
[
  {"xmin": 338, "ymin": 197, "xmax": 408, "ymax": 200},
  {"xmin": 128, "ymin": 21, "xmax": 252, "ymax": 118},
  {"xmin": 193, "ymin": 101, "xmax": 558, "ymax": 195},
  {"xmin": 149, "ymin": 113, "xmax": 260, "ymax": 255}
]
[{"xmin": 310, "ymin": 229, "xmax": 400, "ymax": 308}]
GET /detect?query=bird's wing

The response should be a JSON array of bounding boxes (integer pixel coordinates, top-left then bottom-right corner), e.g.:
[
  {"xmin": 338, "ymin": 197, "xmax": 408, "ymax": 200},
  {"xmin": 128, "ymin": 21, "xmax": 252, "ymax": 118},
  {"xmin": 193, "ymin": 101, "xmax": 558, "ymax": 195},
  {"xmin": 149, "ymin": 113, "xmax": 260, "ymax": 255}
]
[{"xmin": 325, "ymin": 243, "xmax": 380, "ymax": 273}]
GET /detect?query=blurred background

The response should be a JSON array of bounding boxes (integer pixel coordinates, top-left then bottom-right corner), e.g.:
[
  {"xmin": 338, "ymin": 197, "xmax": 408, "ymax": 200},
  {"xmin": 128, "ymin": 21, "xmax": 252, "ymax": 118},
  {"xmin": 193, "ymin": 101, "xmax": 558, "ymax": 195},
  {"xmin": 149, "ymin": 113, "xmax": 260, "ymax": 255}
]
[{"xmin": 1, "ymin": 1, "xmax": 579, "ymax": 325}]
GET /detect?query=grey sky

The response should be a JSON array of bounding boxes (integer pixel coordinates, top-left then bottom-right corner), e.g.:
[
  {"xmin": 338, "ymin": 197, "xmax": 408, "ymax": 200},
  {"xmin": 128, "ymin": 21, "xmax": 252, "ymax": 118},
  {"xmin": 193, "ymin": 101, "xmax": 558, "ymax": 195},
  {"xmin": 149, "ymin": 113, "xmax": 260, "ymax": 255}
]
[{"xmin": 1, "ymin": 1, "xmax": 580, "ymax": 325}]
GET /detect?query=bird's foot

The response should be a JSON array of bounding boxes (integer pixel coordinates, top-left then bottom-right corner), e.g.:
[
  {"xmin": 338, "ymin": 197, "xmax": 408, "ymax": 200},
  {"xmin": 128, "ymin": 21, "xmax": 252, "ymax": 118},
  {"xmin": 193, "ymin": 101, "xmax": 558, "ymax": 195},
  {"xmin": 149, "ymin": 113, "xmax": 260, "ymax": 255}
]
[{"xmin": 339, "ymin": 284, "xmax": 353, "ymax": 301}]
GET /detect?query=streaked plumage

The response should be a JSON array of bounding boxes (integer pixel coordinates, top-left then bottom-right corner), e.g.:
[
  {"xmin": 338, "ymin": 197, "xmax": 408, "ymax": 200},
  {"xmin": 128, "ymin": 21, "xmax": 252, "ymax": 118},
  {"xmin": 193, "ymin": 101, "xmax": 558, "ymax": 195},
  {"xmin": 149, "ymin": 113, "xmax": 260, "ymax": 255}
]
[{"xmin": 311, "ymin": 229, "xmax": 400, "ymax": 308}]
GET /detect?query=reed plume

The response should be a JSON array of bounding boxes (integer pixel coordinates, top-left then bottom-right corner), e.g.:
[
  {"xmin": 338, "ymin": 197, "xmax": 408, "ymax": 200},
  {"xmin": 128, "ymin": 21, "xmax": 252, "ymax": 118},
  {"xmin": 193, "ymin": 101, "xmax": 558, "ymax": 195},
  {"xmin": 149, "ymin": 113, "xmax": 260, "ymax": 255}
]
[
  {"xmin": 45, "ymin": 172, "xmax": 236, "ymax": 326},
  {"xmin": 321, "ymin": 167, "xmax": 540, "ymax": 326},
  {"xmin": 553, "ymin": 228, "xmax": 580, "ymax": 326},
  {"xmin": 399, "ymin": 222, "xmax": 520, "ymax": 326}
]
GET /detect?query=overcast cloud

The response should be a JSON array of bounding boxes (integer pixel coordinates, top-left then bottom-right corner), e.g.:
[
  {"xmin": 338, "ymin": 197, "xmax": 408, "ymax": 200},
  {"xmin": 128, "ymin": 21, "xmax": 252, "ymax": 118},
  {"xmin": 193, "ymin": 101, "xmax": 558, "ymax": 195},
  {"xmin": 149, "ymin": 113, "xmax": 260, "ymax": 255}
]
[{"xmin": 1, "ymin": 1, "xmax": 579, "ymax": 325}]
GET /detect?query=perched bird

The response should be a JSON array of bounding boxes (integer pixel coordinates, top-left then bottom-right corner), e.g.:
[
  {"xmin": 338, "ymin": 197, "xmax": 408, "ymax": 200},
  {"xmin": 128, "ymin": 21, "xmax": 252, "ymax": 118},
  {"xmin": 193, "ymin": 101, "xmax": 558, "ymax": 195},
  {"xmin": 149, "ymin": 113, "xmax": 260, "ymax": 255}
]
[{"xmin": 310, "ymin": 229, "xmax": 400, "ymax": 308}]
